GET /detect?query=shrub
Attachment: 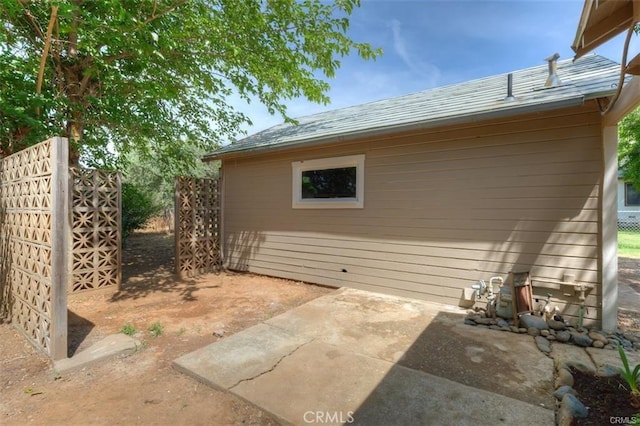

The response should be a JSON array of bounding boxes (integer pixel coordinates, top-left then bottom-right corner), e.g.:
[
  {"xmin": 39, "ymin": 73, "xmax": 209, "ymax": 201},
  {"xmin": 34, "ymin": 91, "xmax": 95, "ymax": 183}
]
[{"xmin": 121, "ymin": 182, "xmax": 160, "ymax": 239}]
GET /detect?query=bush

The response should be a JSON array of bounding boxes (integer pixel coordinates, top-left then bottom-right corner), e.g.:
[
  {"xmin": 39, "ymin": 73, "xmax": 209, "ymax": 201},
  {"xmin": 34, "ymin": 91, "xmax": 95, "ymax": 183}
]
[{"xmin": 121, "ymin": 182, "xmax": 160, "ymax": 239}]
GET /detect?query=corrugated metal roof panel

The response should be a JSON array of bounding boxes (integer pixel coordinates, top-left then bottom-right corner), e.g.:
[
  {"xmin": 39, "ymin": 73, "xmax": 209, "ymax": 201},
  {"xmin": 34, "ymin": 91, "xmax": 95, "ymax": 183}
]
[{"xmin": 206, "ymin": 55, "xmax": 620, "ymax": 159}]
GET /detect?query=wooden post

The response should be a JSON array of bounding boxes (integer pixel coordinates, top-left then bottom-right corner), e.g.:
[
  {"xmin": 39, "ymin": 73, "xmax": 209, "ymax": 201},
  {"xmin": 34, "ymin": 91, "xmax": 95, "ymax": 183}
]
[
  {"xmin": 174, "ymin": 177, "xmax": 181, "ymax": 277},
  {"xmin": 50, "ymin": 137, "xmax": 69, "ymax": 360},
  {"xmin": 116, "ymin": 171, "xmax": 122, "ymax": 290}
]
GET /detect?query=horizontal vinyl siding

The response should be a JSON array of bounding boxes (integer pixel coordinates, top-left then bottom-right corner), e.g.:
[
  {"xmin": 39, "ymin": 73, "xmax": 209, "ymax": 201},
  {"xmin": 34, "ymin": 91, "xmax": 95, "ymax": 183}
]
[{"xmin": 222, "ymin": 104, "xmax": 604, "ymax": 324}]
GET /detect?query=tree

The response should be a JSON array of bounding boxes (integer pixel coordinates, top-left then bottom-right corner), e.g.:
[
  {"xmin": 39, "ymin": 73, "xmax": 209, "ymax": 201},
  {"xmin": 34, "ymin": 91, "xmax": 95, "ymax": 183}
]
[
  {"xmin": 619, "ymin": 107, "xmax": 640, "ymax": 189},
  {"xmin": 122, "ymin": 142, "xmax": 218, "ymax": 212},
  {"xmin": 0, "ymin": 0, "xmax": 380, "ymax": 167}
]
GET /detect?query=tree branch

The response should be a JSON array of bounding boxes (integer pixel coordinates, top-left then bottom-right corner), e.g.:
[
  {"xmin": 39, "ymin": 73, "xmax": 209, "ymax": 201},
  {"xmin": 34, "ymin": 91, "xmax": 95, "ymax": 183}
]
[
  {"xmin": 20, "ymin": 5, "xmax": 45, "ymax": 40},
  {"xmin": 104, "ymin": 52, "xmax": 134, "ymax": 62},
  {"xmin": 36, "ymin": 5, "xmax": 58, "ymax": 100},
  {"xmin": 143, "ymin": 0, "xmax": 189, "ymax": 25}
]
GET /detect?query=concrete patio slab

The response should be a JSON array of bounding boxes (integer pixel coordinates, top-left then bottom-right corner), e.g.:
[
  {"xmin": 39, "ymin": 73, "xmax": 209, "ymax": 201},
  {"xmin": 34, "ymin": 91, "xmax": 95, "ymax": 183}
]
[
  {"xmin": 586, "ymin": 345, "xmax": 640, "ymax": 375},
  {"xmin": 173, "ymin": 323, "xmax": 311, "ymax": 390},
  {"xmin": 54, "ymin": 333, "xmax": 140, "ymax": 373},
  {"xmin": 232, "ymin": 340, "xmax": 553, "ymax": 426},
  {"xmin": 174, "ymin": 288, "xmax": 556, "ymax": 425},
  {"xmin": 264, "ymin": 289, "xmax": 440, "ymax": 363},
  {"xmin": 548, "ymin": 342, "xmax": 596, "ymax": 373}
]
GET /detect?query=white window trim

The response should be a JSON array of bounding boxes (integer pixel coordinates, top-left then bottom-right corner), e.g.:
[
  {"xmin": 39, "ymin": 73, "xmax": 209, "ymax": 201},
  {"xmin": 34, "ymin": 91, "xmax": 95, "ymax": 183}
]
[{"xmin": 292, "ymin": 154, "xmax": 365, "ymax": 209}]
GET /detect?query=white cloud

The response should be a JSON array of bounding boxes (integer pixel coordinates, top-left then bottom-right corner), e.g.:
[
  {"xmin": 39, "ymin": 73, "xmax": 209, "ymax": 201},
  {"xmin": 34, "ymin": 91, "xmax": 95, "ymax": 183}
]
[{"xmin": 389, "ymin": 18, "xmax": 441, "ymax": 87}]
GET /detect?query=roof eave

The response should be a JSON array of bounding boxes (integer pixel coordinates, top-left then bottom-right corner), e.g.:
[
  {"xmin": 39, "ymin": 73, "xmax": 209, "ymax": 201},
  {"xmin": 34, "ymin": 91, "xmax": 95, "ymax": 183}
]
[
  {"xmin": 204, "ymin": 95, "xmax": 587, "ymax": 161},
  {"xmin": 572, "ymin": 0, "xmax": 638, "ymax": 59}
]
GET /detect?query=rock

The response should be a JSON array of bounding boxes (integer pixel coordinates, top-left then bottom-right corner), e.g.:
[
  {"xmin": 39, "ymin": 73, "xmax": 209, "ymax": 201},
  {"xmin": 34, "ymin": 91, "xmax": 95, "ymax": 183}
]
[
  {"xmin": 604, "ymin": 344, "xmax": 616, "ymax": 350},
  {"xmin": 489, "ymin": 325, "xmax": 502, "ymax": 331},
  {"xmin": 519, "ymin": 314, "xmax": 549, "ymax": 330},
  {"xmin": 553, "ymin": 385, "xmax": 576, "ymax": 400},
  {"xmin": 556, "ymin": 330, "xmax": 571, "ymax": 343},
  {"xmin": 588, "ymin": 331, "xmax": 608, "ymax": 344},
  {"xmin": 547, "ymin": 319, "xmax": 566, "ymax": 331},
  {"xmin": 213, "ymin": 329, "xmax": 225, "ymax": 338},
  {"xmin": 598, "ymin": 365, "xmax": 620, "ymax": 377},
  {"xmin": 464, "ymin": 318, "xmax": 477, "ymax": 326},
  {"xmin": 561, "ymin": 394, "xmax": 589, "ymax": 418},
  {"xmin": 547, "ymin": 334, "xmax": 556, "ymax": 341},
  {"xmin": 535, "ymin": 336, "xmax": 551, "ymax": 354},
  {"xmin": 592, "ymin": 340, "xmax": 605, "ymax": 349},
  {"xmin": 518, "ymin": 328, "xmax": 528, "ymax": 333},
  {"xmin": 541, "ymin": 329, "xmax": 550, "ymax": 337},
  {"xmin": 509, "ymin": 326, "xmax": 519, "ymax": 333},
  {"xmin": 557, "ymin": 404, "xmax": 572, "ymax": 426},
  {"xmin": 623, "ymin": 332, "xmax": 639, "ymax": 343},
  {"xmin": 608, "ymin": 336, "xmax": 622, "ymax": 346},
  {"xmin": 555, "ymin": 367, "xmax": 574, "ymax": 388},
  {"xmin": 496, "ymin": 319, "xmax": 509, "ymax": 328},
  {"xmin": 609, "ymin": 335, "xmax": 633, "ymax": 349},
  {"xmin": 474, "ymin": 317, "xmax": 495, "ymax": 326},
  {"xmin": 527, "ymin": 327, "xmax": 540, "ymax": 337},
  {"xmin": 571, "ymin": 332, "xmax": 593, "ymax": 348}
]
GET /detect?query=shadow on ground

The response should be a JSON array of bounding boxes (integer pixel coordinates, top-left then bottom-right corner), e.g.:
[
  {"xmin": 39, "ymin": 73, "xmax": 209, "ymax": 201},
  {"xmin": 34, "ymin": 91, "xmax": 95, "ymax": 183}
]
[
  {"xmin": 350, "ymin": 311, "xmax": 553, "ymax": 424},
  {"xmin": 67, "ymin": 310, "xmax": 95, "ymax": 357},
  {"xmin": 113, "ymin": 232, "xmax": 219, "ymax": 302}
]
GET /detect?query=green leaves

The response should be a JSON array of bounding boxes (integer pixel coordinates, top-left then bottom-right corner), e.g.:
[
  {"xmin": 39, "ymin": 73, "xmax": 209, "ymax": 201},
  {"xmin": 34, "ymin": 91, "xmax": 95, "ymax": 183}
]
[
  {"xmin": 619, "ymin": 107, "xmax": 640, "ymax": 190},
  {"xmin": 0, "ymin": 0, "xmax": 380, "ymax": 171},
  {"xmin": 617, "ymin": 342, "xmax": 640, "ymax": 396}
]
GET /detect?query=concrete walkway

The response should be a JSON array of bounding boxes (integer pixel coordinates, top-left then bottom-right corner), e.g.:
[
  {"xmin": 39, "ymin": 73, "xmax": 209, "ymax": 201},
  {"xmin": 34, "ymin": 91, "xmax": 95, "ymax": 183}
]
[{"xmin": 174, "ymin": 288, "xmax": 555, "ymax": 425}]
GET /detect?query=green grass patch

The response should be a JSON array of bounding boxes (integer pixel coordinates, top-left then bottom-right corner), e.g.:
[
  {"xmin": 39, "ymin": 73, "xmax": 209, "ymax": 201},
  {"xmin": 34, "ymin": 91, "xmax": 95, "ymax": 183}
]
[
  {"xmin": 120, "ymin": 323, "xmax": 137, "ymax": 336},
  {"xmin": 148, "ymin": 321, "xmax": 164, "ymax": 337},
  {"xmin": 619, "ymin": 230, "xmax": 640, "ymax": 258}
]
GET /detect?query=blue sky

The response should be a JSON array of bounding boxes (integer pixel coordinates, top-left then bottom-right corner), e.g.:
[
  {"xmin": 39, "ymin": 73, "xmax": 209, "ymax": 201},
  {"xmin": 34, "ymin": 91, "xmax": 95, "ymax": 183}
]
[{"xmin": 234, "ymin": 0, "xmax": 639, "ymax": 138}]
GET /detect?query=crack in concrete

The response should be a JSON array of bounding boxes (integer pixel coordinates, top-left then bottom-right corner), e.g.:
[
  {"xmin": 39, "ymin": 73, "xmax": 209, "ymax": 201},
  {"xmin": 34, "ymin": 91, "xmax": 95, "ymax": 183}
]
[{"xmin": 228, "ymin": 338, "xmax": 314, "ymax": 390}]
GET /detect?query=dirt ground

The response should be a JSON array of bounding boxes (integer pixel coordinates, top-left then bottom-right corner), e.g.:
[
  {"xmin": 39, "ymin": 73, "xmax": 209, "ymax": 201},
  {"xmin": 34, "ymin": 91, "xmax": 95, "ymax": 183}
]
[
  {"xmin": 0, "ymin": 231, "xmax": 331, "ymax": 425},
  {"xmin": 1, "ymin": 232, "xmax": 639, "ymax": 425}
]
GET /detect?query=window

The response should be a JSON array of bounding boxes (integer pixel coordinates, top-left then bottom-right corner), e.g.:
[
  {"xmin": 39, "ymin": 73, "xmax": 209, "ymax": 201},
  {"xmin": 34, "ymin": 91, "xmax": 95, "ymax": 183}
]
[
  {"xmin": 626, "ymin": 183, "xmax": 640, "ymax": 206},
  {"xmin": 292, "ymin": 155, "xmax": 364, "ymax": 209}
]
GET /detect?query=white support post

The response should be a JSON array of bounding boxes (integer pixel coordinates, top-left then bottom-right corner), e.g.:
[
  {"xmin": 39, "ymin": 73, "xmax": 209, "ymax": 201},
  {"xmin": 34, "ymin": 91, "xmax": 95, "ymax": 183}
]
[{"xmin": 601, "ymin": 126, "xmax": 618, "ymax": 332}]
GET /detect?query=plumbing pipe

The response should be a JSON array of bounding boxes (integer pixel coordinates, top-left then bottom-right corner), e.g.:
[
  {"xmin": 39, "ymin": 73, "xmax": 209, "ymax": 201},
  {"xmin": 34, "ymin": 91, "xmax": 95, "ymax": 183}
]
[
  {"xmin": 471, "ymin": 280, "xmax": 486, "ymax": 299},
  {"xmin": 576, "ymin": 284, "xmax": 587, "ymax": 329}
]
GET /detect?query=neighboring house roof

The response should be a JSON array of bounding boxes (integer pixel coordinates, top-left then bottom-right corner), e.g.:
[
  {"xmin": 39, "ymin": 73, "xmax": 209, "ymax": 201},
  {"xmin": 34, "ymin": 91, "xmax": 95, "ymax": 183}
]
[{"xmin": 205, "ymin": 54, "xmax": 620, "ymax": 160}]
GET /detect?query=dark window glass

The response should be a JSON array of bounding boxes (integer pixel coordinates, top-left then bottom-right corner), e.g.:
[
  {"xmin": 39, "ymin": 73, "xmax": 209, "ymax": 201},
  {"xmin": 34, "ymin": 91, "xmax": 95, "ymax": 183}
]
[
  {"xmin": 626, "ymin": 183, "xmax": 640, "ymax": 206},
  {"xmin": 301, "ymin": 167, "xmax": 357, "ymax": 199}
]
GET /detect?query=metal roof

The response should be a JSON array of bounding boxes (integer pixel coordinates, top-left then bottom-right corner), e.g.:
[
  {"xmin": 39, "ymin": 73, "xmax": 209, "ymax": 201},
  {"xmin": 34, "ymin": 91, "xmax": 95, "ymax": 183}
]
[{"xmin": 205, "ymin": 55, "xmax": 621, "ymax": 160}]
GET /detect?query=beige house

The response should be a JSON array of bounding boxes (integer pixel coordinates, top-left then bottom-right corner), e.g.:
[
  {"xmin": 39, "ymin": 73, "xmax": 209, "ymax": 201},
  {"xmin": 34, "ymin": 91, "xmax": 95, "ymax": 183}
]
[{"xmin": 206, "ymin": 54, "xmax": 634, "ymax": 330}]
